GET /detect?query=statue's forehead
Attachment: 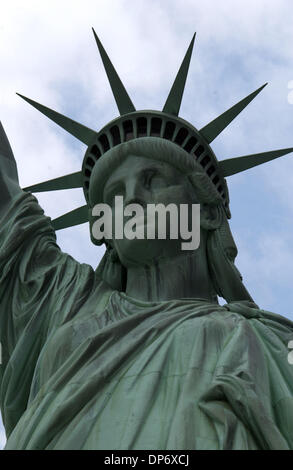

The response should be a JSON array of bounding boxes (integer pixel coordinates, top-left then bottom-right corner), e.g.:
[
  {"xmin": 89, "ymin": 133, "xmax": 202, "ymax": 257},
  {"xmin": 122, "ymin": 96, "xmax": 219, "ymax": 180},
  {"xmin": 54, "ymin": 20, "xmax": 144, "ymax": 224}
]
[
  {"xmin": 103, "ymin": 154, "xmax": 180, "ymax": 190},
  {"xmin": 111, "ymin": 153, "xmax": 168, "ymax": 172}
]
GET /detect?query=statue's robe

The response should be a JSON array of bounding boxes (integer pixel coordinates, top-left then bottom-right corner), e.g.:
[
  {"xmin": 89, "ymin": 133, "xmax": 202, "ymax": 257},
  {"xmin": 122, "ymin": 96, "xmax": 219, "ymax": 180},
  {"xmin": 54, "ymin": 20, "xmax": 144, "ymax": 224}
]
[{"xmin": 1, "ymin": 192, "xmax": 293, "ymax": 450}]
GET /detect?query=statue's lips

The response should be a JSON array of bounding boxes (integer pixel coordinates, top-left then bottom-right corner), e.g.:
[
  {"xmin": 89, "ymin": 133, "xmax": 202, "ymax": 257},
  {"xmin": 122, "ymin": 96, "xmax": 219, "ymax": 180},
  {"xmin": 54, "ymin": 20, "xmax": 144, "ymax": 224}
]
[
  {"xmin": 122, "ymin": 207, "xmax": 176, "ymax": 224},
  {"xmin": 117, "ymin": 212, "xmax": 175, "ymax": 242},
  {"xmin": 123, "ymin": 213, "xmax": 154, "ymax": 228},
  {"xmin": 110, "ymin": 200, "xmax": 178, "ymax": 239}
]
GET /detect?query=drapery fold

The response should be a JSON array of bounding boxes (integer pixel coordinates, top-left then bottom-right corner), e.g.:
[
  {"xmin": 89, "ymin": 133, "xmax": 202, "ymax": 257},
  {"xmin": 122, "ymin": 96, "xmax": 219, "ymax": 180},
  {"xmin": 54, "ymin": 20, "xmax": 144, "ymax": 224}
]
[{"xmin": 1, "ymin": 193, "xmax": 293, "ymax": 449}]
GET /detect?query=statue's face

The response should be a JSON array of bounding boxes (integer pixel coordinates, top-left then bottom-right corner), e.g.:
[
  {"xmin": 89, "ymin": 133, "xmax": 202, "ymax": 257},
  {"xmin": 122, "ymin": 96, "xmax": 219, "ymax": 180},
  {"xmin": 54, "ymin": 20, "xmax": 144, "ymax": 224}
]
[{"xmin": 100, "ymin": 154, "xmax": 199, "ymax": 267}]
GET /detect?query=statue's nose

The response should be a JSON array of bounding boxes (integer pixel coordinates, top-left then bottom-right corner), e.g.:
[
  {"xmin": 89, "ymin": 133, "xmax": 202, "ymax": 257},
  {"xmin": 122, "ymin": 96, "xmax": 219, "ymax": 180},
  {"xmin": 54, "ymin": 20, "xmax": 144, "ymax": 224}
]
[
  {"xmin": 124, "ymin": 197, "xmax": 147, "ymax": 210},
  {"xmin": 124, "ymin": 180, "xmax": 147, "ymax": 208}
]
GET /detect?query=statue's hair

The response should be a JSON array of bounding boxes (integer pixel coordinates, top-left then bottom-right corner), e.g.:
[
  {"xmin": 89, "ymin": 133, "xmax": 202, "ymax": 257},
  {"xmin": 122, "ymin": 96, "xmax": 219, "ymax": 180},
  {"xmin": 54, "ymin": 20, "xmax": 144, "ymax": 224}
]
[{"xmin": 90, "ymin": 137, "xmax": 253, "ymax": 303}]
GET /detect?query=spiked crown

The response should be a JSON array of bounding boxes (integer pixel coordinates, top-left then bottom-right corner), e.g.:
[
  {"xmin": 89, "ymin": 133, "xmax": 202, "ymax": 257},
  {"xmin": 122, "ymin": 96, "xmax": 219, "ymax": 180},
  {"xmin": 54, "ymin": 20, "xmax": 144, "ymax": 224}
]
[{"xmin": 20, "ymin": 29, "xmax": 293, "ymax": 232}]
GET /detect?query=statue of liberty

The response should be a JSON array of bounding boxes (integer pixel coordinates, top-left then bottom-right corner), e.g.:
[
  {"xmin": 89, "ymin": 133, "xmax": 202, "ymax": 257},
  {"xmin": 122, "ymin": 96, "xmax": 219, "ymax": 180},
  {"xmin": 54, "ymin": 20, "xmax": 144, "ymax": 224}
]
[{"xmin": 1, "ymin": 30, "xmax": 293, "ymax": 450}]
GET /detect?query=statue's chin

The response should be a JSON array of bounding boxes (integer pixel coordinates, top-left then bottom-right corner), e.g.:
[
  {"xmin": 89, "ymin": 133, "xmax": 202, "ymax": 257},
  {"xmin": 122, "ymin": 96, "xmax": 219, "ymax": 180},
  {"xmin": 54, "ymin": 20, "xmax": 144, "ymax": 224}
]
[{"xmin": 113, "ymin": 237, "xmax": 186, "ymax": 268}]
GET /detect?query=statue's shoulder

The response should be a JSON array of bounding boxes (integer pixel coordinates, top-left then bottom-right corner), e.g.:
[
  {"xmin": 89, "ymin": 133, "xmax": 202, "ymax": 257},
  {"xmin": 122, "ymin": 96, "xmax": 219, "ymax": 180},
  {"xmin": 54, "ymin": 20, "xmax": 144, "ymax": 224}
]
[{"xmin": 223, "ymin": 300, "xmax": 293, "ymax": 332}]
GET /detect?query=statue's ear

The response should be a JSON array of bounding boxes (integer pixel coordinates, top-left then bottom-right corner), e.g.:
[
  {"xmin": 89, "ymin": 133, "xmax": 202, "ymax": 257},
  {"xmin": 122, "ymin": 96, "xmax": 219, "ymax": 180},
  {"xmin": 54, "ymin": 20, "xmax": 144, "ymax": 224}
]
[
  {"xmin": 200, "ymin": 203, "xmax": 222, "ymax": 231},
  {"xmin": 188, "ymin": 171, "xmax": 223, "ymax": 231}
]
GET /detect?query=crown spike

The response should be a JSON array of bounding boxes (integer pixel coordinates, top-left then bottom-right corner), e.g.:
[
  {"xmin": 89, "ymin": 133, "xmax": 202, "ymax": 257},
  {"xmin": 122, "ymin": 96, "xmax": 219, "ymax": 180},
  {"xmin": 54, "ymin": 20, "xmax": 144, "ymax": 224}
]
[
  {"xmin": 23, "ymin": 171, "xmax": 82, "ymax": 193},
  {"xmin": 0, "ymin": 121, "xmax": 15, "ymax": 162},
  {"xmin": 92, "ymin": 28, "xmax": 136, "ymax": 115},
  {"xmin": 163, "ymin": 33, "xmax": 196, "ymax": 116},
  {"xmin": 52, "ymin": 205, "xmax": 89, "ymax": 231},
  {"xmin": 200, "ymin": 83, "xmax": 268, "ymax": 144},
  {"xmin": 219, "ymin": 147, "xmax": 293, "ymax": 177},
  {"xmin": 16, "ymin": 94, "xmax": 96, "ymax": 145}
]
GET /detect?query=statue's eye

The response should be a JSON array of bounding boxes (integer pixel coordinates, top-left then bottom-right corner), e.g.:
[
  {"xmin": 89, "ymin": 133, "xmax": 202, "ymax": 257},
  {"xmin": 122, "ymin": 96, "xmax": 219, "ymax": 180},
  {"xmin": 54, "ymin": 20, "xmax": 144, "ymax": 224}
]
[{"xmin": 144, "ymin": 169, "xmax": 159, "ymax": 189}]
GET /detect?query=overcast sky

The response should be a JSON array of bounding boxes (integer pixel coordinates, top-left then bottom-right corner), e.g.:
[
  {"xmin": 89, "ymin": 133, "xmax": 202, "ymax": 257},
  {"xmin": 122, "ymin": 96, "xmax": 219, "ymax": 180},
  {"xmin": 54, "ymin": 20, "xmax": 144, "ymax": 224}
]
[{"xmin": 1, "ymin": 0, "xmax": 293, "ymax": 449}]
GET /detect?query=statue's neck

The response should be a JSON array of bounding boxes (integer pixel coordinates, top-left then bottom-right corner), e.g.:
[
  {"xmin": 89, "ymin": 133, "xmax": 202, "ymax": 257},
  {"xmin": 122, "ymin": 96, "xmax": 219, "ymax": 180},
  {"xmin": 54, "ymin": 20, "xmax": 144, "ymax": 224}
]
[{"xmin": 125, "ymin": 242, "xmax": 217, "ymax": 303}]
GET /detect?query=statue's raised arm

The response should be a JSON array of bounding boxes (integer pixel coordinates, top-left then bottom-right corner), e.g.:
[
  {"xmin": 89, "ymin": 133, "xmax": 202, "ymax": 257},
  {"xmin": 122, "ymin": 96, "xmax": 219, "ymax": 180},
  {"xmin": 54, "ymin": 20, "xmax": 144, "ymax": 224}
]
[
  {"xmin": 0, "ymin": 123, "xmax": 112, "ymax": 442},
  {"xmin": 0, "ymin": 122, "xmax": 22, "ymax": 215}
]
